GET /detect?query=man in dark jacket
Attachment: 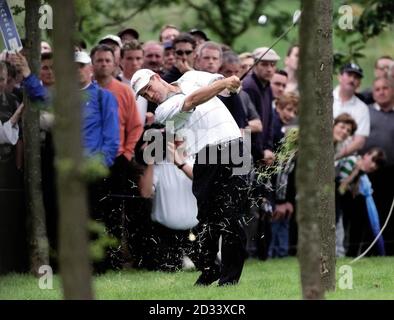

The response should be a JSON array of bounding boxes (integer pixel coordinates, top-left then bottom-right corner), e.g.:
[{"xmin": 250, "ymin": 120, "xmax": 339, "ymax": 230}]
[{"xmin": 242, "ymin": 47, "xmax": 280, "ymax": 165}]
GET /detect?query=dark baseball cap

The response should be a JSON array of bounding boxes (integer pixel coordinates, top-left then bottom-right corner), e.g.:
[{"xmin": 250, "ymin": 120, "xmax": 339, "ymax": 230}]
[
  {"xmin": 163, "ymin": 40, "xmax": 174, "ymax": 50},
  {"xmin": 189, "ymin": 28, "xmax": 209, "ymax": 41},
  {"xmin": 117, "ymin": 28, "xmax": 140, "ymax": 40},
  {"xmin": 340, "ymin": 62, "xmax": 364, "ymax": 78}
]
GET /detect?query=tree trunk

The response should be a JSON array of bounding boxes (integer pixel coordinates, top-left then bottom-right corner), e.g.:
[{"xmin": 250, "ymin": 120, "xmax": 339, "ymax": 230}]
[
  {"xmin": 297, "ymin": 0, "xmax": 335, "ymax": 299},
  {"xmin": 24, "ymin": 0, "xmax": 49, "ymax": 276},
  {"xmin": 51, "ymin": 0, "xmax": 94, "ymax": 299},
  {"xmin": 314, "ymin": 1, "xmax": 336, "ymax": 293}
]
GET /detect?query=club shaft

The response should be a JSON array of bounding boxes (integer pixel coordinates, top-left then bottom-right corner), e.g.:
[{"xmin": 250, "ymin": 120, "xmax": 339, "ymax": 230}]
[{"xmin": 240, "ymin": 22, "xmax": 297, "ymax": 80}]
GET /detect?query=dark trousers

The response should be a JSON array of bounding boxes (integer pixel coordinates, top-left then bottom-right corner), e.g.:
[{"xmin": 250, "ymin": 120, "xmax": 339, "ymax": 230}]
[
  {"xmin": 192, "ymin": 139, "xmax": 249, "ymax": 285},
  {"xmin": 135, "ymin": 221, "xmax": 197, "ymax": 272}
]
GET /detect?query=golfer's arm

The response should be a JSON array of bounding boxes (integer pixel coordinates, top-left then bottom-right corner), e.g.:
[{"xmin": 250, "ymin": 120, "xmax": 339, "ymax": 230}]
[{"xmin": 182, "ymin": 79, "xmax": 229, "ymax": 112}]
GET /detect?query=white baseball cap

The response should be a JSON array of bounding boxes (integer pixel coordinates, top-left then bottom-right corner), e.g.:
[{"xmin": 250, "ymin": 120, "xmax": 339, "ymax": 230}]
[
  {"xmin": 74, "ymin": 51, "xmax": 91, "ymax": 64},
  {"xmin": 131, "ymin": 69, "xmax": 156, "ymax": 95},
  {"xmin": 252, "ymin": 47, "xmax": 281, "ymax": 61},
  {"xmin": 99, "ymin": 34, "xmax": 123, "ymax": 48}
]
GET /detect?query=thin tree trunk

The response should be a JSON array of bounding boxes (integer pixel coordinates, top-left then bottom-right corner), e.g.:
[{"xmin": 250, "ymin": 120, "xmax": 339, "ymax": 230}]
[
  {"xmin": 24, "ymin": 0, "xmax": 49, "ymax": 276},
  {"xmin": 297, "ymin": 0, "xmax": 335, "ymax": 299},
  {"xmin": 315, "ymin": 1, "xmax": 336, "ymax": 293},
  {"xmin": 51, "ymin": 0, "xmax": 94, "ymax": 299}
]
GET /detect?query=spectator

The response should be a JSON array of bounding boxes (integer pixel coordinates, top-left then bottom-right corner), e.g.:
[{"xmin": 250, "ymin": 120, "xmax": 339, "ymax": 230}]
[
  {"xmin": 195, "ymin": 41, "xmax": 222, "ymax": 74},
  {"xmin": 361, "ymin": 76, "xmax": 394, "ymax": 254},
  {"xmin": 41, "ymin": 41, "xmax": 52, "ymax": 54},
  {"xmin": 189, "ymin": 28, "xmax": 209, "ymax": 46},
  {"xmin": 142, "ymin": 41, "xmax": 164, "ymax": 75},
  {"xmin": 242, "ymin": 47, "xmax": 280, "ymax": 165},
  {"xmin": 333, "ymin": 63, "xmax": 370, "ymax": 160},
  {"xmin": 162, "ymin": 33, "xmax": 196, "ymax": 83},
  {"xmin": 137, "ymin": 133, "xmax": 198, "ymax": 271},
  {"xmin": 337, "ymin": 147, "xmax": 386, "ymax": 257},
  {"xmin": 98, "ymin": 34, "xmax": 123, "ymax": 79},
  {"xmin": 120, "ymin": 40, "xmax": 144, "ymax": 84},
  {"xmin": 333, "ymin": 113, "xmax": 358, "ymax": 159},
  {"xmin": 91, "ymin": 44, "xmax": 143, "ymax": 269},
  {"xmin": 159, "ymin": 24, "xmax": 180, "ymax": 43},
  {"xmin": 271, "ymin": 69, "xmax": 288, "ymax": 104},
  {"xmin": 284, "ymin": 44, "xmax": 299, "ymax": 93},
  {"xmin": 268, "ymin": 92, "xmax": 299, "ymax": 258},
  {"xmin": 120, "ymin": 40, "xmax": 147, "ymax": 125},
  {"xmin": 219, "ymin": 50, "xmax": 261, "ymax": 132},
  {"xmin": 117, "ymin": 28, "xmax": 140, "ymax": 45},
  {"xmin": 238, "ymin": 52, "xmax": 254, "ymax": 78},
  {"xmin": 333, "ymin": 113, "xmax": 357, "ymax": 257},
  {"xmin": 0, "ymin": 103, "xmax": 23, "ymax": 145},
  {"xmin": 163, "ymin": 40, "xmax": 176, "ymax": 73},
  {"xmin": 359, "ymin": 56, "xmax": 393, "ymax": 104}
]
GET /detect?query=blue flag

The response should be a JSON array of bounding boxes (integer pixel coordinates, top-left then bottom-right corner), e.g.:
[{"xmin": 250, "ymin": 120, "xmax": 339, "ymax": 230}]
[
  {"xmin": 359, "ymin": 174, "xmax": 385, "ymax": 255},
  {"xmin": 0, "ymin": 0, "xmax": 22, "ymax": 52}
]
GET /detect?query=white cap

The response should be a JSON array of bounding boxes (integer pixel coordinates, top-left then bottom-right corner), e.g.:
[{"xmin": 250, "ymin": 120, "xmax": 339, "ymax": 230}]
[
  {"xmin": 131, "ymin": 69, "xmax": 156, "ymax": 95},
  {"xmin": 74, "ymin": 51, "xmax": 91, "ymax": 64},
  {"xmin": 252, "ymin": 47, "xmax": 281, "ymax": 61},
  {"xmin": 99, "ymin": 34, "xmax": 123, "ymax": 48}
]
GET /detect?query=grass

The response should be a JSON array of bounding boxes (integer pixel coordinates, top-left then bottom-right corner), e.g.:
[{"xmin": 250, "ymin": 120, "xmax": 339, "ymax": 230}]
[{"xmin": 1, "ymin": 257, "xmax": 393, "ymax": 300}]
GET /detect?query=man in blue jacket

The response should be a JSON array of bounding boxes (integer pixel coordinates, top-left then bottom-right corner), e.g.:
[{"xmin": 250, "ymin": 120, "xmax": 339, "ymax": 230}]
[
  {"xmin": 12, "ymin": 51, "xmax": 119, "ymax": 166},
  {"xmin": 12, "ymin": 51, "xmax": 119, "ymax": 266}
]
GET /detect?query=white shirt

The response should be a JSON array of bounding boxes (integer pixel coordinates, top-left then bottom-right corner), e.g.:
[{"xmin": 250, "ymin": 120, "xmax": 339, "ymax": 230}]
[
  {"xmin": 152, "ymin": 159, "xmax": 198, "ymax": 230},
  {"xmin": 155, "ymin": 71, "xmax": 241, "ymax": 154},
  {"xmin": 333, "ymin": 86, "xmax": 370, "ymax": 137},
  {"xmin": 0, "ymin": 120, "xmax": 19, "ymax": 145}
]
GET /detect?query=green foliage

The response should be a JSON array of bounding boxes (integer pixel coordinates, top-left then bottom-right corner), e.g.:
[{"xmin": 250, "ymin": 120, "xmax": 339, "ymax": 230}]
[
  {"xmin": 79, "ymin": 156, "xmax": 110, "ymax": 182},
  {"xmin": 56, "ymin": 155, "xmax": 109, "ymax": 182},
  {"xmin": 184, "ymin": 0, "xmax": 271, "ymax": 46},
  {"xmin": 355, "ymin": 0, "xmax": 394, "ymax": 40},
  {"xmin": 89, "ymin": 220, "xmax": 119, "ymax": 262},
  {"xmin": 333, "ymin": 0, "xmax": 394, "ymax": 72},
  {"xmin": 11, "ymin": 5, "xmax": 25, "ymax": 16},
  {"xmin": 257, "ymin": 127, "xmax": 299, "ymax": 183}
]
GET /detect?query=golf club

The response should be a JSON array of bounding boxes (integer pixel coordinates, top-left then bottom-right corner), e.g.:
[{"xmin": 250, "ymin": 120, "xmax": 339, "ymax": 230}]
[{"xmin": 240, "ymin": 10, "xmax": 302, "ymax": 80}]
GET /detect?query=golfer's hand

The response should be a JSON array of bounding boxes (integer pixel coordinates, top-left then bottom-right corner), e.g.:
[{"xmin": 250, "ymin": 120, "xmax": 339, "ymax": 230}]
[{"xmin": 225, "ymin": 75, "xmax": 241, "ymax": 93}]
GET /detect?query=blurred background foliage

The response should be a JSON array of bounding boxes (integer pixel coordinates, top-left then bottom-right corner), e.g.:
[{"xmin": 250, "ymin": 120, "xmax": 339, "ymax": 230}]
[{"xmin": 5, "ymin": 0, "xmax": 394, "ymax": 89}]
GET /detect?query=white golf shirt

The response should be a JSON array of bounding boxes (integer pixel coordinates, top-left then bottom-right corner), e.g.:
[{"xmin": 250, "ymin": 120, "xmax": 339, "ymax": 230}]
[{"xmin": 154, "ymin": 71, "xmax": 241, "ymax": 154}]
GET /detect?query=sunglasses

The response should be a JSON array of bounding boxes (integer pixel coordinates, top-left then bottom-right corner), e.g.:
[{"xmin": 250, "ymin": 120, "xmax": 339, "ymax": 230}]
[{"xmin": 175, "ymin": 50, "xmax": 193, "ymax": 56}]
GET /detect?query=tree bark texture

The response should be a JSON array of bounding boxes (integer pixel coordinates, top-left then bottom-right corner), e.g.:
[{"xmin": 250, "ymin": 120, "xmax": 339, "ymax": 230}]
[
  {"xmin": 297, "ymin": 0, "xmax": 335, "ymax": 299},
  {"xmin": 24, "ymin": 0, "xmax": 49, "ymax": 276},
  {"xmin": 51, "ymin": 0, "xmax": 94, "ymax": 300}
]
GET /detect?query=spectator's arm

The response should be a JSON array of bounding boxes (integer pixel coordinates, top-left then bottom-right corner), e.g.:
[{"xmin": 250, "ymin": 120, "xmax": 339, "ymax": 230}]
[
  {"xmin": 335, "ymin": 135, "xmax": 366, "ymax": 160},
  {"xmin": 101, "ymin": 91, "xmax": 120, "ymax": 167},
  {"xmin": 22, "ymin": 74, "xmax": 48, "ymax": 102},
  {"xmin": 123, "ymin": 92, "xmax": 143, "ymax": 161},
  {"xmin": 138, "ymin": 165, "xmax": 154, "ymax": 198},
  {"xmin": 247, "ymin": 118, "xmax": 263, "ymax": 133}
]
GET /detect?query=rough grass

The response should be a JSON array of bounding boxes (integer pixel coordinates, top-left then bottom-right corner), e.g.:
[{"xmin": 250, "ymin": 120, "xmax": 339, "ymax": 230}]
[{"xmin": 1, "ymin": 257, "xmax": 393, "ymax": 300}]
